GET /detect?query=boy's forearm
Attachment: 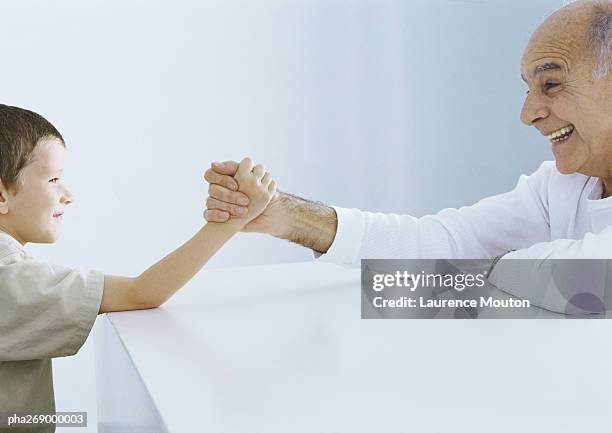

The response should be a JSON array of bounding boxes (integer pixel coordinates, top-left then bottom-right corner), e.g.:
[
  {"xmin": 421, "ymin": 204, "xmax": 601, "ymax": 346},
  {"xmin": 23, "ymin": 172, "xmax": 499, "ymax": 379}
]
[{"xmin": 133, "ymin": 219, "xmax": 245, "ymax": 307}]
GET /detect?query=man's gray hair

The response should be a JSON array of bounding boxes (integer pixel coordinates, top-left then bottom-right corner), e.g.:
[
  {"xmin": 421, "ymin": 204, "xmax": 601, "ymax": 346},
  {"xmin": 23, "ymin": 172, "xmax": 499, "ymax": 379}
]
[
  {"xmin": 588, "ymin": 2, "xmax": 612, "ymax": 78},
  {"xmin": 563, "ymin": 0, "xmax": 612, "ymax": 79}
]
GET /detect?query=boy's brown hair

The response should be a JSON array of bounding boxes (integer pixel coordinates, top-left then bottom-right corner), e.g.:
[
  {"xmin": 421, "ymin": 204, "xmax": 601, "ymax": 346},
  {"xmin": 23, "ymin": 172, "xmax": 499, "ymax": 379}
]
[{"xmin": 0, "ymin": 104, "xmax": 65, "ymax": 194}]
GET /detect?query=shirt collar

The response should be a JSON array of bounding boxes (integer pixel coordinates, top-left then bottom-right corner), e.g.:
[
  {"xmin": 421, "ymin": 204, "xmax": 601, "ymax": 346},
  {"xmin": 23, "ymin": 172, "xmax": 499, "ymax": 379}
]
[
  {"xmin": 586, "ymin": 177, "xmax": 604, "ymax": 200},
  {"xmin": 0, "ymin": 229, "xmax": 26, "ymax": 253}
]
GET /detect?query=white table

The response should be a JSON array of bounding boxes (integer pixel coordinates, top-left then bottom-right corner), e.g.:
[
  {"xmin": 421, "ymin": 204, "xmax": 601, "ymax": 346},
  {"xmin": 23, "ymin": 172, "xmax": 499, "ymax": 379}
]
[{"xmin": 95, "ymin": 261, "xmax": 612, "ymax": 433}]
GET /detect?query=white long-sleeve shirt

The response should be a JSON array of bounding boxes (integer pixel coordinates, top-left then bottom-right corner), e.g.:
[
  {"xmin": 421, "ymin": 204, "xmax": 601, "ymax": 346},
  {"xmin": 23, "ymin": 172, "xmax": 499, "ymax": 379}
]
[{"xmin": 317, "ymin": 160, "xmax": 612, "ymax": 266}]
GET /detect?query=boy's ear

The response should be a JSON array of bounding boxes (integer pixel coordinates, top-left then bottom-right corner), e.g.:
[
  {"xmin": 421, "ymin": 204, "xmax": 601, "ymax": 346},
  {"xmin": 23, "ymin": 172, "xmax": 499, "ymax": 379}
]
[{"xmin": 0, "ymin": 181, "xmax": 9, "ymax": 215}]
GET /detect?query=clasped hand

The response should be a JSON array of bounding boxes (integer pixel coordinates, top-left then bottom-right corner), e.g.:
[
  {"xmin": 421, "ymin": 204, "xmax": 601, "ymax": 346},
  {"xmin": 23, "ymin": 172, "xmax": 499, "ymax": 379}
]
[{"xmin": 203, "ymin": 157, "xmax": 279, "ymax": 231}]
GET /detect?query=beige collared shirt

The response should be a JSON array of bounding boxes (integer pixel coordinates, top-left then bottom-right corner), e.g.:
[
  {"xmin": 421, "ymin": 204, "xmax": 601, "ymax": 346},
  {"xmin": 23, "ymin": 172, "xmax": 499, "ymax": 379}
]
[{"xmin": 0, "ymin": 232, "xmax": 104, "ymax": 432}]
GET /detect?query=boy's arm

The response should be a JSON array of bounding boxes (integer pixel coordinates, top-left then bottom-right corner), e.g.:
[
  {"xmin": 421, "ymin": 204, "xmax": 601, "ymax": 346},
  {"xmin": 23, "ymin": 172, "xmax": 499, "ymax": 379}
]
[
  {"xmin": 99, "ymin": 220, "xmax": 243, "ymax": 313},
  {"xmin": 99, "ymin": 157, "xmax": 276, "ymax": 314}
]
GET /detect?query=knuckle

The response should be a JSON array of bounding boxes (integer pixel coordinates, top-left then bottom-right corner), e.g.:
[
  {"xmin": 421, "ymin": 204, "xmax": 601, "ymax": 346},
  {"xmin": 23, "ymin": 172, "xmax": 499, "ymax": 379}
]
[
  {"xmin": 214, "ymin": 187, "xmax": 225, "ymax": 200},
  {"xmin": 211, "ymin": 185, "xmax": 230, "ymax": 202},
  {"xmin": 208, "ymin": 169, "xmax": 221, "ymax": 183},
  {"xmin": 212, "ymin": 210, "xmax": 225, "ymax": 220}
]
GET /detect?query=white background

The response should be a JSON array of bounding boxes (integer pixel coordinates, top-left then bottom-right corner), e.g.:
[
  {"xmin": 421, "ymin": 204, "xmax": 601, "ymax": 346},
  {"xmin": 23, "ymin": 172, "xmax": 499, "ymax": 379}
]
[{"xmin": 0, "ymin": 0, "xmax": 563, "ymax": 431}]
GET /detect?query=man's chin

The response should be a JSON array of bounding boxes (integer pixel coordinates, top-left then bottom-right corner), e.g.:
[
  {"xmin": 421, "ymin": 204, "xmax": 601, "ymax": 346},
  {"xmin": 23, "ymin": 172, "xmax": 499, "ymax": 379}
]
[{"xmin": 554, "ymin": 158, "xmax": 578, "ymax": 175}]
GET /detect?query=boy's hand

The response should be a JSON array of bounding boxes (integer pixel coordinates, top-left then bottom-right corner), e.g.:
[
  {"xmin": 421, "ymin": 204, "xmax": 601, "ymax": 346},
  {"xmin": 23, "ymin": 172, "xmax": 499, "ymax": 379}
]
[{"xmin": 229, "ymin": 157, "xmax": 277, "ymax": 226}]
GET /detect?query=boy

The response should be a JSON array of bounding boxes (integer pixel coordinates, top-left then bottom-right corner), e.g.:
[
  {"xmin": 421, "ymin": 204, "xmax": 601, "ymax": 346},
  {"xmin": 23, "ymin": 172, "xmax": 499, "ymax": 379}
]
[{"xmin": 0, "ymin": 104, "xmax": 275, "ymax": 432}]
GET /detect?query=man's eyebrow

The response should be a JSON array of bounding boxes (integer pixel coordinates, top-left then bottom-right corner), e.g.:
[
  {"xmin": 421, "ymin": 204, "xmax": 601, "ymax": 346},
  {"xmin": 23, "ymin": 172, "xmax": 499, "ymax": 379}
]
[
  {"xmin": 534, "ymin": 62, "xmax": 561, "ymax": 74},
  {"xmin": 521, "ymin": 62, "xmax": 562, "ymax": 83}
]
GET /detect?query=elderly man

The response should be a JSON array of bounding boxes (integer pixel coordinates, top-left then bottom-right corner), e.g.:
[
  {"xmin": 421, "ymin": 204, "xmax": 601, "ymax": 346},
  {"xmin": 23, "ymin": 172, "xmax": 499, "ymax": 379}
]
[{"xmin": 204, "ymin": 0, "xmax": 612, "ymax": 266}]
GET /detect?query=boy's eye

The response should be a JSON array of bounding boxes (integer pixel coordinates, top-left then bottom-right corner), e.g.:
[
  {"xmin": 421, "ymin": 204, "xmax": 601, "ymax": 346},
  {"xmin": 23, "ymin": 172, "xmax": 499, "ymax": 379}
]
[{"xmin": 49, "ymin": 178, "xmax": 59, "ymax": 183}]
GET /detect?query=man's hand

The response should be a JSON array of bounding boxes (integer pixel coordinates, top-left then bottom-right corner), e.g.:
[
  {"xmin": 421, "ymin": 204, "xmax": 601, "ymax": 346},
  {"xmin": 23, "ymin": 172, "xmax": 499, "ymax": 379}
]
[
  {"xmin": 204, "ymin": 158, "xmax": 338, "ymax": 252},
  {"xmin": 204, "ymin": 159, "xmax": 285, "ymax": 235}
]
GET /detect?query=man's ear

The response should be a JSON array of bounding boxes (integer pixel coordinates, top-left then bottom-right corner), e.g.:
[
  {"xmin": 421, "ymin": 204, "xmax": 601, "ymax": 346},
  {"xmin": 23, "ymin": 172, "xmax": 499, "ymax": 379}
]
[{"xmin": 0, "ymin": 181, "xmax": 9, "ymax": 215}]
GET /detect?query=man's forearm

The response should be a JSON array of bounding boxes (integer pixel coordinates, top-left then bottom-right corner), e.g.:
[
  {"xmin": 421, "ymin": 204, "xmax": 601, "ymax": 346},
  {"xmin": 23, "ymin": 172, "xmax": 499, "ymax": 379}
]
[
  {"xmin": 133, "ymin": 219, "xmax": 245, "ymax": 307},
  {"xmin": 272, "ymin": 192, "xmax": 338, "ymax": 254}
]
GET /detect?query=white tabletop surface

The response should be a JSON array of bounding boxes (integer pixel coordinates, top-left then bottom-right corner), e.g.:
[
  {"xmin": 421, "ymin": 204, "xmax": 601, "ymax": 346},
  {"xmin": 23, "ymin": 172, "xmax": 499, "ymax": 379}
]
[{"xmin": 105, "ymin": 261, "xmax": 612, "ymax": 433}]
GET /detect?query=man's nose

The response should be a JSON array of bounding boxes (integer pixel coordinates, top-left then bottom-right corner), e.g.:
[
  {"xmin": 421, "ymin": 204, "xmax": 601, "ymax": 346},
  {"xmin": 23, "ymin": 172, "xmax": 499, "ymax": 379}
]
[{"xmin": 520, "ymin": 92, "xmax": 550, "ymax": 126}]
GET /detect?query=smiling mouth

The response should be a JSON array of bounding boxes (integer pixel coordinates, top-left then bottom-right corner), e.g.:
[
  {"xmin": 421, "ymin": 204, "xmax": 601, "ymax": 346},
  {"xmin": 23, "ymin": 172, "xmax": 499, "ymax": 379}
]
[{"xmin": 547, "ymin": 124, "xmax": 575, "ymax": 144}]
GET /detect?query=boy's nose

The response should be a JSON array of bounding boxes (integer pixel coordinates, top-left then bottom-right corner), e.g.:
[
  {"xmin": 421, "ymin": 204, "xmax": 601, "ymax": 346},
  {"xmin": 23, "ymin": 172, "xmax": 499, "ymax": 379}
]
[{"xmin": 61, "ymin": 188, "xmax": 74, "ymax": 205}]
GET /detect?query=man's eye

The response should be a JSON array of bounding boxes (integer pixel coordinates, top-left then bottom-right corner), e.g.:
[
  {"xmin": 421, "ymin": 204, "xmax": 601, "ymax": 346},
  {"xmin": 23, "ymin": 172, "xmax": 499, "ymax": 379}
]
[
  {"xmin": 49, "ymin": 178, "xmax": 59, "ymax": 183},
  {"xmin": 545, "ymin": 82, "xmax": 559, "ymax": 90}
]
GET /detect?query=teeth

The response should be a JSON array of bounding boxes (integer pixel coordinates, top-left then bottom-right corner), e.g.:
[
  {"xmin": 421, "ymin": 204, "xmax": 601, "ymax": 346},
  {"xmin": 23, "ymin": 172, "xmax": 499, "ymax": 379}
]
[{"xmin": 547, "ymin": 124, "xmax": 574, "ymax": 141}]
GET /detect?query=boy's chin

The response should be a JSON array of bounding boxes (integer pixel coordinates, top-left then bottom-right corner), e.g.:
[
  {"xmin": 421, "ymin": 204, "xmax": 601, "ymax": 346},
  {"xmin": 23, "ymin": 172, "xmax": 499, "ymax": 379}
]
[
  {"xmin": 30, "ymin": 231, "xmax": 61, "ymax": 244},
  {"xmin": 45, "ymin": 233, "xmax": 61, "ymax": 244}
]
